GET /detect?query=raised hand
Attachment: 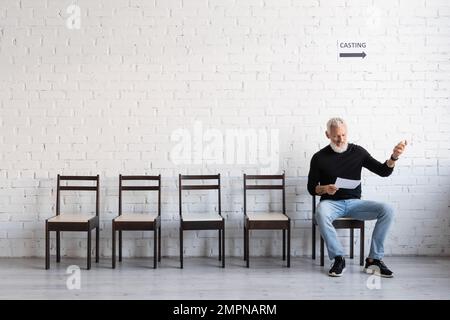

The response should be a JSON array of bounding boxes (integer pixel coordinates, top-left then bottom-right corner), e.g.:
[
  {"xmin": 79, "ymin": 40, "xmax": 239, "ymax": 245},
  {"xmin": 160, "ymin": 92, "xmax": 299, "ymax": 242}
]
[{"xmin": 392, "ymin": 140, "xmax": 407, "ymax": 159}]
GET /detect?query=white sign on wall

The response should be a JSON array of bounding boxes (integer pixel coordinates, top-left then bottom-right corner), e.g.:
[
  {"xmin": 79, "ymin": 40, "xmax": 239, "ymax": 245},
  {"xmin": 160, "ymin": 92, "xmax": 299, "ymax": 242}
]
[{"xmin": 337, "ymin": 41, "xmax": 367, "ymax": 59}]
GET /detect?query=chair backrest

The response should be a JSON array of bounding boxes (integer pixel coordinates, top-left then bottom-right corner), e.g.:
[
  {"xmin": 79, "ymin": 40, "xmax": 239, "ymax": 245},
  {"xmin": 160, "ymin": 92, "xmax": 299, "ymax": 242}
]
[
  {"xmin": 178, "ymin": 174, "xmax": 221, "ymax": 217},
  {"xmin": 312, "ymin": 195, "xmax": 316, "ymax": 215},
  {"xmin": 56, "ymin": 175, "xmax": 100, "ymax": 216},
  {"xmin": 243, "ymin": 172, "xmax": 286, "ymax": 216},
  {"xmin": 119, "ymin": 174, "xmax": 161, "ymax": 217}
]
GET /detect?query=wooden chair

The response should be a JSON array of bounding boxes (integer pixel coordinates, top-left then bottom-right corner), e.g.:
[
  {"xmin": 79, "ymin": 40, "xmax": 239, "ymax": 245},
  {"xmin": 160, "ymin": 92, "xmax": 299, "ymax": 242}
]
[
  {"xmin": 112, "ymin": 175, "xmax": 161, "ymax": 269},
  {"xmin": 45, "ymin": 175, "xmax": 100, "ymax": 270},
  {"xmin": 311, "ymin": 195, "xmax": 365, "ymax": 266},
  {"xmin": 243, "ymin": 173, "xmax": 290, "ymax": 268},
  {"xmin": 179, "ymin": 174, "xmax": 224, "ymax": 269}
]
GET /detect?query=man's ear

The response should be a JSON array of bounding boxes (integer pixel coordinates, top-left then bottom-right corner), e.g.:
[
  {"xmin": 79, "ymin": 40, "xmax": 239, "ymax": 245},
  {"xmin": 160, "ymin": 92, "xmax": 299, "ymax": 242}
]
[{"xmin": 325, "ymin": 131, "xmax": 330, "ymax": 139}]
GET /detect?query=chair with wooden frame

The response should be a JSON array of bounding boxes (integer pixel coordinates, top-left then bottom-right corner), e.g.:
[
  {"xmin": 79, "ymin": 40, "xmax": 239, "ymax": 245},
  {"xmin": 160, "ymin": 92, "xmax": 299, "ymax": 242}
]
[
  {"xmin": 179, "ymin": 174, "xmax": 225, "ymax": 269},
  {"xmin": 311, "ymin": 195, "xmax": 365, "ymax": 266},
  {"xmin": 45, "ymin": 175, "xmax": 100, "ymax": 270},
  {"xmin": 112, "ymin": 175, "xmax": 161, "ymax": 269},
  {"xmin": 243, "ymin": 172, "xmax": 291, "ymax": 268}
]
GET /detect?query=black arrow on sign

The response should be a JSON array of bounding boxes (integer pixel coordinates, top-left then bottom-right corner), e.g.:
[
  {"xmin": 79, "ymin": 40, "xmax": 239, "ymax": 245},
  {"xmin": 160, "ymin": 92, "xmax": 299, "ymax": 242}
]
[{"xmin": 339, "ymin": 52, "xmax": 366, "ymax": 58}]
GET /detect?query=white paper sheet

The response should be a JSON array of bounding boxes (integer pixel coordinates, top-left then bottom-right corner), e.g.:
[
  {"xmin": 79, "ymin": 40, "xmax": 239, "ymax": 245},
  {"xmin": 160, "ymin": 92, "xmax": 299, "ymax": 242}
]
[{"xmin": 335, "ymin": 177, "xmax": 361, "ymax": 189}]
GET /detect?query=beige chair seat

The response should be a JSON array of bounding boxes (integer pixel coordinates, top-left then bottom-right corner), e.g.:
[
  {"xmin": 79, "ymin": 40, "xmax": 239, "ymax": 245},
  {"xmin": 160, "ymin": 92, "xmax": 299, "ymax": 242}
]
[
  {"xmin": 246, "ymin": 212, "xmax": 288, "ymax": 221},
  {"xmin": 182, "ymin": 213, "xmax": 223, "ymax": 222},
  {"xmin": 114, "ymin": 213, "xmax": 158, "ymax": 222},
  {"xmin": 48, "ymin": 214, "xmax": 95, "ymax": 223}
]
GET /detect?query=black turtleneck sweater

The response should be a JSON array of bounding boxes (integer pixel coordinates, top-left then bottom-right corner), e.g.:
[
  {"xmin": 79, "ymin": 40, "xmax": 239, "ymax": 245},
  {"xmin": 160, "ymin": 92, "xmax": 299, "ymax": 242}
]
[{"xmin": 307, "ymin": 143, "xmax": 394, "ymax": 201}]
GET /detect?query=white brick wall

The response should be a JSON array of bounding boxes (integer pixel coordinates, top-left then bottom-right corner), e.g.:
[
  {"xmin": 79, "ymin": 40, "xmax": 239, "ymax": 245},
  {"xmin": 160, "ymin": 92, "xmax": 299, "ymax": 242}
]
[{"xmin": 0, "ymin": 0, "xmax": 449, "ymax": 258}]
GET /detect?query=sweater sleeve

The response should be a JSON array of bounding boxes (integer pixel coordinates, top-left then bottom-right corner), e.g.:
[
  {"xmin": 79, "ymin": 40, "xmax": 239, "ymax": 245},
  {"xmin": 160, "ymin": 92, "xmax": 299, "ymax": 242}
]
[
  {"xmin": 307, "ymin": 154, "xmax": 320, "ymax": 196},
  {"xmin": 361, "ymin": 147, "xmax": 394, "ymax": 177}
]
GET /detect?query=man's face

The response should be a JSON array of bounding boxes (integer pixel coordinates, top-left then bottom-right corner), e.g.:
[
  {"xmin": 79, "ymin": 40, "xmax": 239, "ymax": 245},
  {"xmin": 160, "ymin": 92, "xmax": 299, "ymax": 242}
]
[{"xmin": 326, "ymin": 125, "xmax": 348, "ymax": 153}]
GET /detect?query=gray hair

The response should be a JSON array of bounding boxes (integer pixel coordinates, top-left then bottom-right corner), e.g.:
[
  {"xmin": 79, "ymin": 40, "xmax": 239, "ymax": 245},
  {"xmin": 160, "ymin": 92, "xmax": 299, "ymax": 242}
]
[{"xmin": 326, "ymin": 117, "xmax": 346, "ymax": 133}]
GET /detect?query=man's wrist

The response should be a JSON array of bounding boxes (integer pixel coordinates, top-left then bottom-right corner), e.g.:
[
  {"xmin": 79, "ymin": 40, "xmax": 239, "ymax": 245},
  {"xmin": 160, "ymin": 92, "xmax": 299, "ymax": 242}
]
[
  {"xmin": 315, "ymin": 185, "xmax": 324, "ymax": 195},
  {"xmin": 387, "ymin": 157, "xmax": 396, "ymax": 168},
  {"xmin": 390, "ymin": 154, "xmax": 399, "ymax": 161}
]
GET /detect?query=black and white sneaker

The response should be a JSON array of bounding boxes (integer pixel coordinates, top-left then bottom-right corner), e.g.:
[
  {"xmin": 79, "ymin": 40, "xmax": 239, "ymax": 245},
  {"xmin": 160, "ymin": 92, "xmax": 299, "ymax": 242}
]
[
  {"xmin": 364, "ymin": 258, "xmax": 394, "ymax": 278},
  {"xmin": 328, "ymin": 256, "xmax": 346, "ymax": 277}
]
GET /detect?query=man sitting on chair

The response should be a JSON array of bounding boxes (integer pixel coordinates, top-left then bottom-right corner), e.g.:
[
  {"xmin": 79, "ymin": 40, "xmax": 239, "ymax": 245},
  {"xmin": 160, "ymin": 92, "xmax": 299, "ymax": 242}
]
[{"xmin": 307, "ymin": 117, "xmax": 406, "ymax": 277}]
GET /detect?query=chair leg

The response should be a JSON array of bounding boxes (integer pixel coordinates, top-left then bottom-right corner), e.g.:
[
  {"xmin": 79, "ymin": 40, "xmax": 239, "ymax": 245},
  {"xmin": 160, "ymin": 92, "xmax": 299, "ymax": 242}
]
[
  {"xmin": 179, "ymin": 227, "xmax": 183, "ymax": 269},
  {"xmin": 320, "ymin": 236, "xmax": 324, "ymax": 267},
  {"xmin": 56, "ymin": 231, "xmax": 60, "ymax": 263},
  {"xmin": 218, "ymin": 229, "xmax": 222, "ymax": 261},
  {"xmin": 360, "ymin": 227, "xmax": 365, "ymax": 266},
  {"xmin": 350, "ymin": 228, "xmax": 354, "ymax": 259},
  {"xmin": 246, "ymin": 228, "xmax": 250, "ymax": 268},
  {"xmin": 96, "ymin": 226, "xmax": 99, "ymax": 263},
  {"xmin": 158, "ymin": 226, "xmax": 161, "ymax": 262},
  {"xmin": 312, "ymin": 223, "xmax": 316, "ymax": 260},
  {"xmin": 243, "ymin": 226, "xmax": 246, "ymax": 261},
  {"xmin": 282, "ymin": 229, "xmax": 286, "ymax": 261},
  {"xmin": 287, "ymin": 225, "xmax": 291, "ymax": 268},
  {"xmin": 45, "ymin": 222, "xmax": 50, "ymax": 270},
  {"xmin": 112, "ymin": 225, "xmax": 116, "ymax": 269},
  {"xmin": 87, "ymin": 228, "xmax": 91, "ymax": 270},
  {"xmin": 154, "ymin": 227, "xmax": 157, "ymax": 269},
  {"xmin": 222, "ymin": 227, "xmax": 225, "ymax": 268},
  {"xmin": 118, "ymin": 230, "xmax": 122, "ymax": 262}
]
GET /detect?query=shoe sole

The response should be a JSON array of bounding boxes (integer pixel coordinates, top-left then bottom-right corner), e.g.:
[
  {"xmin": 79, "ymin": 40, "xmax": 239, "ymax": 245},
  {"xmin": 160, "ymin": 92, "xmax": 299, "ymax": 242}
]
[
  {"xmin": 364, "ymin": 267, "xmax": 394, "ymax": 278},
  {"xmin": 328, "ymin": 267, "xmax": 346, "ymax": 277}
]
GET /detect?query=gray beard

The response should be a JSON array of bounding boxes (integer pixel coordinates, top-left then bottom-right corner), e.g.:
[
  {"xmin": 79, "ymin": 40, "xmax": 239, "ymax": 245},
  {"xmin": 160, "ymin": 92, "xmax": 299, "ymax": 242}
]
[{"xmin": 330, "ymin": 142, "xmax": 348, "ymax": 153}]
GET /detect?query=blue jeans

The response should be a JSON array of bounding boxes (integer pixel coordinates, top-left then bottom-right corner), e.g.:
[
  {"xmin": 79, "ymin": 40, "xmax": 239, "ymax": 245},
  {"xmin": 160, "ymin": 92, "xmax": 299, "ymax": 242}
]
[{"xmin": 315, "ymin": 199, "xmax": 394, "ymax": 261}]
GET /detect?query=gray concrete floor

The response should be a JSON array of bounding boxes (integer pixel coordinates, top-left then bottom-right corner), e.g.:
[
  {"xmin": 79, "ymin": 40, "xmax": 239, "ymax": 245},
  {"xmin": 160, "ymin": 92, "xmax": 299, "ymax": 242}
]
[{"xmin": 0, "ymin": 256, "xmax": 448, "ymax": 299}]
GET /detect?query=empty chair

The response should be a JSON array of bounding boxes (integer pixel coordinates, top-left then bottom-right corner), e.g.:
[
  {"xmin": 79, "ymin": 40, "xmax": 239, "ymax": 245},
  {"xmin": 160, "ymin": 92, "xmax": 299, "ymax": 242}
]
[
  {"xmin": 45, "ymin": 175, "xmax": 100, "ymax": 270},
  {"xmin": 243, "ymin": 172, "xmax": 291, "ymax": 268},
  {"xmin": 112, "ymin": 175, "xmax": 161, "ymax": 269},
  {"xmin": 311, "ymin": 195, "xmax": 365, "ymax": 266},
  {"xmin": 179, "ymin": 174, "xmax": 224, "ymax": 268}
]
